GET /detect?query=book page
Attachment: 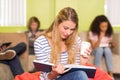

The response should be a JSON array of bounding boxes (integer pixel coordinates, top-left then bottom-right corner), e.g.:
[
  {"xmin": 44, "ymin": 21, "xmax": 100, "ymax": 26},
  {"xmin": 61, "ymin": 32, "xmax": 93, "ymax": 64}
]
[
  {"xmin": 65, "ymin": 64, "xmax": 96, "ymax": 69},
  {"xmin": 33, "ymin": 60, "xmax": 54, "ymax": 66}
]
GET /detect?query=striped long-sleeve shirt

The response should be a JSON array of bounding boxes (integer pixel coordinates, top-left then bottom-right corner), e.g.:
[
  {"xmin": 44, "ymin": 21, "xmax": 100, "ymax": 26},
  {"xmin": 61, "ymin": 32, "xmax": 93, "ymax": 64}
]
[{"xmin": 34, "ymin": 35, "xmax": 82, "ymax": 80}]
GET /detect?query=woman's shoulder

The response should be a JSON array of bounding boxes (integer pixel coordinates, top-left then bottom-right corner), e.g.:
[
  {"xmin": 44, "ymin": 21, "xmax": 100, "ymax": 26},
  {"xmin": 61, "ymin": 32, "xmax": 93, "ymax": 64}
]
[
  {"xmin": 35, "ymin": 35, "xmax": 46, "ymax": 42},
  {"xmin": 89, "ymin": 31, "xmax": 93, "ymax": 35},
  {"xmin": 89, "ymin": 31, "xmax": 98, "ymax": 36},
  {"xmin": 34, "ymin": 35, "xmax": 49, "ymax": 47},
  {"xmin": 76, "ymin": 36, "xmax": 81, "ymax": 44},
  {"xmin": 77, "ymin": 36, "xmax": 81, "ymax": 41}
]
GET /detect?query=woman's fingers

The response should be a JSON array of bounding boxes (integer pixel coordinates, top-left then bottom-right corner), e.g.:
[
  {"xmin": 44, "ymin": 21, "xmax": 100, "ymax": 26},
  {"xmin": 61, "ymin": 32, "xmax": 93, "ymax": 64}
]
[
  {"xmin": 56, "ymin": 64, "xmax": 64, "ymax": 74},
  {"xmin": 52, "ymin": 64, "xmax": 65, "ymax": 74},
  {"xmin": 82, "ymin": 47, "xmax": 92, "ymax": 58}
]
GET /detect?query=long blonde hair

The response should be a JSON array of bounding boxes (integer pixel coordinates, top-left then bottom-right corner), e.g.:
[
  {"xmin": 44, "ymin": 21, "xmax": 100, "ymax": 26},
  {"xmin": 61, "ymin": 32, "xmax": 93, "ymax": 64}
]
[{"xmin": 45, "ymin": 7, "xmax": 79, "ymax": 64}]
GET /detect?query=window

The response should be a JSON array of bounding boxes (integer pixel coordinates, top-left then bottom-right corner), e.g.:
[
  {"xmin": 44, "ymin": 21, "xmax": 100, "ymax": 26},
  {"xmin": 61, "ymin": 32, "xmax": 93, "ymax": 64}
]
[
  {"xmin": 0, "ymin": 0, "xmax": 26, "ymax": 26},
  {"xmin": 105, "ymin": 0, "xmax": 120, "ymax": 26}
]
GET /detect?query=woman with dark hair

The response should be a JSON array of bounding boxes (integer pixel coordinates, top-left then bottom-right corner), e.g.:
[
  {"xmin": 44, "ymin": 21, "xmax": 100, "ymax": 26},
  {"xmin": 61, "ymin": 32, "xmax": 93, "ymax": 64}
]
[
  {"xmin": 89, "ymin": 15, "xmax": 114, "ymax": 78},
  {"xmin": 26, "ymin": 16, "xmax": 44, "ymax": 54}
]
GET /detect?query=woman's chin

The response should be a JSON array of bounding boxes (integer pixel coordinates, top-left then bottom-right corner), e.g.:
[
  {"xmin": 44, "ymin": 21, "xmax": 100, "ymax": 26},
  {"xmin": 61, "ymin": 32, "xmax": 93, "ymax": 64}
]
[{"xmin": 61, "ymin": 37, "xmax": 67, "ymax": 40}]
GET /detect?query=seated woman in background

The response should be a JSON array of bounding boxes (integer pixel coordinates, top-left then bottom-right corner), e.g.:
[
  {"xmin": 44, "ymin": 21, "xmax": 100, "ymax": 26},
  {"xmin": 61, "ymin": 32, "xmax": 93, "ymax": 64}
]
[
  {"xmin": 89, "ymin": 15, "xmax": 114, "ymax": 78},
  {"xmin": 25, "ymin": 16, "xmax": 44, "ymax": 54},
  {"xmin": 0, "ymin": 42, "xmax": 26, "ymax": 77}
]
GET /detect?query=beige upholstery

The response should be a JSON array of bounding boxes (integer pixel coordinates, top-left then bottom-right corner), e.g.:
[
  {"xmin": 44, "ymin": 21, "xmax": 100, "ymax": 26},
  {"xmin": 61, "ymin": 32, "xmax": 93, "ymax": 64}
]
[
  {"xmin": 79, "ymin": 31, "xmax": 120, "ymax": 73},
  {"xmin": 0, "ymin": 64, "xmax": 14, "ymax": 80},
  {"xmin": 28, "ymin": 55, "xmax": 35, "ymax": 72}
]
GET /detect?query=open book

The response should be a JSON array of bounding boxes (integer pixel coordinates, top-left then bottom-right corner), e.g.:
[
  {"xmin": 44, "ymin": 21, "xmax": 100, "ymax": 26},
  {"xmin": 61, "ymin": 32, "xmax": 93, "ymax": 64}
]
[{"xmin": 33, "ymin": 60, "xmax": 96, "ymax": 78}]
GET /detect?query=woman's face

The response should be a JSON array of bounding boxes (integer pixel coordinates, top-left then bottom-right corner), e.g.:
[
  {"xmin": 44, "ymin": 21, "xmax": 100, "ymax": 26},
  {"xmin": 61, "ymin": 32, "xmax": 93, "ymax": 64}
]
[
  {"xmin": 99, "ymin": 22, "xmax": 108, "ymax": 32},
  {"xmin": 58, "ymin": 20, "xmax": 76, "ymax": 39},
  {"xmin": 30, "ymin": 22, "xmax": 38, "ymax": 31}
]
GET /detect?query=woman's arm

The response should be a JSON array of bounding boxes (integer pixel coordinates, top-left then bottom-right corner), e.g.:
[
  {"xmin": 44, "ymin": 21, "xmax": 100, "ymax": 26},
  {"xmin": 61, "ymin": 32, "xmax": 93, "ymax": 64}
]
[
  {"xmin": 90, "ymin": 39, "xmax": 101, "ymax": 49},
  {"xmin": 76, "ymin": 36, "xmax": 91, "ymax": 65},
  {"xmin": 34, "ymin": 36, "xmax": 49, "ymax": 61},
  {"xmin": 80, "ymin": 48, "xmax": 92, "ymax": 65},
  {"xmin": 90, "ymin": 32, "xmax": 104, "ymax": 49},
  {"xmin": 34, "ymin": 36, "xmax": 66, "ymax": 80}
]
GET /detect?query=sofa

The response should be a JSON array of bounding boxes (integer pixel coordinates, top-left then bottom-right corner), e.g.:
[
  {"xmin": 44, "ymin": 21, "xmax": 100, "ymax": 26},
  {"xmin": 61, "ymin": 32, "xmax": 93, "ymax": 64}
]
[
  {"xmin": 28, "ymin": 31, "xmax": 120, "ymax": 74},
  {"xmin": 79, "ymin": 31, "xmax": 120, "ymax": 74},
  {"xmin": 0, "ymin": 31, "xmax": 120, "ymax": 80},
  {"xmin": 0, "ymin": 33, "xmax": 29, "ymax": 80}
]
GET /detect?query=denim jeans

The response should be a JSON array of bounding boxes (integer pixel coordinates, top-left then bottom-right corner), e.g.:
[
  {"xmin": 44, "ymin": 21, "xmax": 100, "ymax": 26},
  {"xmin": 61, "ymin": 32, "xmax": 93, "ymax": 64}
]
[
  {"xmin": 92, "ymin": 47, "xmax": 113, "ymax": 72},
  {"xmin": 0, "ymin": 42, "xmax": 26, "ymax": 76},
  {"xmin": 56, "ymin": 71, "xmax": 88, "ymax": 80}
]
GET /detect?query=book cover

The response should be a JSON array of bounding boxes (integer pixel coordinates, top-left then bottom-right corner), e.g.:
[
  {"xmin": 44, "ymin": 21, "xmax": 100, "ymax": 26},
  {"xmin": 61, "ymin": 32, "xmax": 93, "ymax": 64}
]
[
  {"xmin": 33, "ymin": 60, "xmax": 96, "ymax": 78},
  {"xmin": 33, "ymin": 60, "xmax": 53, "ymax": 72}
]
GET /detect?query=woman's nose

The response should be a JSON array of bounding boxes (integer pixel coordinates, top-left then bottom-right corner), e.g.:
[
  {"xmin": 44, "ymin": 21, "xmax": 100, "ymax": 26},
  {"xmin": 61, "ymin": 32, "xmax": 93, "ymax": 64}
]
[{"xmin": 67, "ymin": 30, "xmax": 71, "ymax": 35}]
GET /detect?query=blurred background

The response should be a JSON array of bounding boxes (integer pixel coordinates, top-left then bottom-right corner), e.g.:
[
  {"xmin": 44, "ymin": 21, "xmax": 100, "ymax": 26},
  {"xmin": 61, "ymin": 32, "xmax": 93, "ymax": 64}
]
[{"xmin": 0, "ymin": 0, "xmax": 120, "ymax": 32}]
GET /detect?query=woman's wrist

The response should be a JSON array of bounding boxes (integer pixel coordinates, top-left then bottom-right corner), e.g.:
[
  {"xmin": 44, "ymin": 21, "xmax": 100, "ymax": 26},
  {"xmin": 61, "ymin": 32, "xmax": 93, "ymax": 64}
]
[
  {"xmin": 80, "ymin": 56, "xmax": 88, "ymax": 65},
  {"xmin": 48, "ymin": 71, "xmax": 59, "ymax": 80}
]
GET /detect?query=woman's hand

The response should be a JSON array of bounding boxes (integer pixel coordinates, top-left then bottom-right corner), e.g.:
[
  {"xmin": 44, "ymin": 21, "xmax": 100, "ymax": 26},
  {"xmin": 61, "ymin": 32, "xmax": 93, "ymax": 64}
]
[
  {"xmin": 80, "ymin": 47, "xmax": 92, "ymax": 65},
  {"xmin": 48, "ymin": 63, "xmax": 65, "ymax": 79},
  {"xmin": 109, "ymin": 41, "xmax": 116, "ymax": 48},
  {"xmin": 52, "ymin": 64, "xmax": 65, "ymax": 74}
]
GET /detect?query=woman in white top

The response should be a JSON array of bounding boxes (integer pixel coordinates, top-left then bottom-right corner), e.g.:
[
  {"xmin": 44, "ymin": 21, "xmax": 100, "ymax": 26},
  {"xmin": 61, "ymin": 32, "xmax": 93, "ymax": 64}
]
[
  {"xmin": 89, "ymin": 15, "xmax": 113, "ymax": 77},
  {"xmin": 34, "ymin": 7, "xmax": 91, "ymax": 80}
]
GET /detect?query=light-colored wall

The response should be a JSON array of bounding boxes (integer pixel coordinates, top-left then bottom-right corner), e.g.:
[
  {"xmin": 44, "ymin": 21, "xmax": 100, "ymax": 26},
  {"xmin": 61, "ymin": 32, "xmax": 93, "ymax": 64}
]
[
  {"xmin": 55, "ymin": 0, "xmax": 104, "ymax": 32},
  {"xmin": 0, "ymin": 0, "xmax": 120, "ymax": 32}
]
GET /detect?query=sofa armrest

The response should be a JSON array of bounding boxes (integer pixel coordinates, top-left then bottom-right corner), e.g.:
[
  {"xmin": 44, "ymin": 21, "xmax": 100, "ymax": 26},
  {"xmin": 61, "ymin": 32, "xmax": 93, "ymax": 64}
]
[
  {"xmin": 111, "ymin": 32, "xmax": 120, "ymax": 55},
  {"xmin": 0, "ymin": 64, "xmax": 14, "ymax": 80}
]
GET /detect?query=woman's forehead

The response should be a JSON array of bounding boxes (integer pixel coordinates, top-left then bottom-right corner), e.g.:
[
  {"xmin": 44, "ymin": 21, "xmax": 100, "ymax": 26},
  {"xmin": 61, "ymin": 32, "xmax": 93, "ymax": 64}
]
[{"xmin": 60, "ymin": 20, "xmax": 76, "ymax": 28}]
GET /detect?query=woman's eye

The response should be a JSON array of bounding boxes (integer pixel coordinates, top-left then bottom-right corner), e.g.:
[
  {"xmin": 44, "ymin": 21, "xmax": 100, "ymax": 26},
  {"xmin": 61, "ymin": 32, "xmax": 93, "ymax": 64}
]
[
  {"xmin": 71, "ymin": 29, "xmax": 75, "ymax": 31},
  {"xmin": 64, "ymin": 27, "xmax": 68, "ymax": 30}
]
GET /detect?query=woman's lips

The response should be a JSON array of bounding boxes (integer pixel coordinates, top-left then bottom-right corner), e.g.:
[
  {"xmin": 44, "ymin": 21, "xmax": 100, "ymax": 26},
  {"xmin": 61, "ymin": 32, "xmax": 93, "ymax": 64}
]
[{"xmin": 63, "ymin": 34, "xmax": 68, "ymax": 38}]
